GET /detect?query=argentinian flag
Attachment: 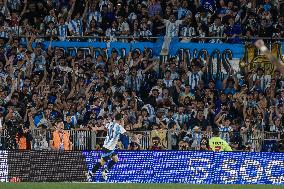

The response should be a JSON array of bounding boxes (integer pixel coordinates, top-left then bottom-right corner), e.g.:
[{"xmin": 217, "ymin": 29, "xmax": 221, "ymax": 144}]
[{"xmin": 33, "ymin": 114, "xmax": 48, "ymax": 127}]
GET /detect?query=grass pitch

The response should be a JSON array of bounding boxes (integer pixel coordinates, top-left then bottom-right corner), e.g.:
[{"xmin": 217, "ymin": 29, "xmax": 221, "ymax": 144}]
[{"xmin": 0, "ymin": 183, "xmax": 283, "ymax": 189}]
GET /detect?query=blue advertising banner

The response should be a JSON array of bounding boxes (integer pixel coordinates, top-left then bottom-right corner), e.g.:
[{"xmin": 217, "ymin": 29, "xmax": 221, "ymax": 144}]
[
  {"xmin": 169, "ymin": 41, "xmax": 244, "ymax": 59},
  {"xmin": 38, "ymin": 41, "xmax": 107, "ymax": 49},
  {"xmin": 83, "ymin": 151, "xmax": 284, "ymax": 184},
  {"xmin": 36, "ymin": 40, "xmax": 245, "ymax": 59}
]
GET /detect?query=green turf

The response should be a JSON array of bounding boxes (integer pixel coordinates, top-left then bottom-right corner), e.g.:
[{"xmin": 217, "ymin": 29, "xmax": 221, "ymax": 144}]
[{"xmin": 0, "ymin": 183, "xmax": 283, "ymax": 189}]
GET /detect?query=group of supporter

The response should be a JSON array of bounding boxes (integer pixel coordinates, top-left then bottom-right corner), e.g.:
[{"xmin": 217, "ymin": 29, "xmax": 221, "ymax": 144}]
[
  {"xmin": 0, "ymin": 38, "xmax": 283, "ymax": 152},
  {"xmin": 0, "ymin": 0, "xmax": 283, "ymax": 43},
  {"xmin": 0, "ymin": 0, "xmax": 283, "ymax": 152}
]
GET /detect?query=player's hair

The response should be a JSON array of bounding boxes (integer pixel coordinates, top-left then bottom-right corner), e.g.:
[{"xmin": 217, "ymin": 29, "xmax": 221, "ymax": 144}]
[
  {"xmin": 115, "ymin": 113, "xmax": 123, "ymax": 121},
  {"xmin": 212, "ymin": 127, "xmax": 219, "ymax": 136}
]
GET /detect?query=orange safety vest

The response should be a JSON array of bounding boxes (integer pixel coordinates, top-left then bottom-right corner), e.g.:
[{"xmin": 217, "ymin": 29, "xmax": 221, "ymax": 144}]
[
  {"xmin": 52, "ymin": 130, "xmax": 71, "ymax": 150},
  {"xmin": 15, "ymin": 134, "xmax": 27, "ymax": 150}
]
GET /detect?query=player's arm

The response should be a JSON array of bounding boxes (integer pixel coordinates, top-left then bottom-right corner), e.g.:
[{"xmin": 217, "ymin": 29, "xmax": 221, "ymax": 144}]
[
  {"xmin": 118, "ymin": 124, "xmax": 127, "ymax": 135},
  {"xmin": 255, "ymin": 39, "xmax": 284, "ymax": 73}
]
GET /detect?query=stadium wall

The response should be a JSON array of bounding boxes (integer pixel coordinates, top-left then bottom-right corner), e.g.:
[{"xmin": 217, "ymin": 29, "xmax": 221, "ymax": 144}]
[{"xmin": 0, "ymin": 151, "xmax": 283, "ymax": 184}]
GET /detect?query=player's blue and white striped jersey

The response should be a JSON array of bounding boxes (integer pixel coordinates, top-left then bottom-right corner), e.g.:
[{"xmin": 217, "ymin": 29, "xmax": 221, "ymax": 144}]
[{"xmin": 103, "ymin": 122, "xmax": 126, "ymax": 150}]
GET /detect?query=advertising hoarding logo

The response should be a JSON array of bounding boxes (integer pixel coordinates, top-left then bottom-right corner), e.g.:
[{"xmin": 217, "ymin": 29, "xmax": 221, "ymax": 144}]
[{"xmin": 0, "ymin": 151, "xmax": 8, "ymax": 182}]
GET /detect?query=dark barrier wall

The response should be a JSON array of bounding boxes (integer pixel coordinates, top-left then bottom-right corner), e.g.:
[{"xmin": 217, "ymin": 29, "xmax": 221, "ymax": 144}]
[
  {"xmin": 0, "ymin": 150, "xmax": 284, "ymax": 184},
  {"xmin": 6, "ymin": 151, "xmax": 87, "ymax": 182}
]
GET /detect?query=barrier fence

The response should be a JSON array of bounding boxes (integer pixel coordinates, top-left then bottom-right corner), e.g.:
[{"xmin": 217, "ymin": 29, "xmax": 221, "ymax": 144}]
[
  {"xmin": 0, "ymin": 131, "xmax": 6, "ymax": 150},
  {"xmin": 19, "ymin": 34, "xmax": 284, "ymax": 41},
  {"xmin": 0, "ymin": 129, "xmax": 283, "ymax": 151}
]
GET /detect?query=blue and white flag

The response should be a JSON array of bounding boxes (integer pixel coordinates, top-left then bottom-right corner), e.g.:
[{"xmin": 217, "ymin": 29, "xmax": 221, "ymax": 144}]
[{"xmin": 201, "ymin": 0, "xmax": 216, "ymax": 12}]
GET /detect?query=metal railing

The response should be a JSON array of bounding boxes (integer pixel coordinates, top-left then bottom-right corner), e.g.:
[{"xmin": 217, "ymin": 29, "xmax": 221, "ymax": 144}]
[
  {"xmin": 0, "ymin": 129, "xmax": 283, "ymax": 151},
  {"xmin": 95, "ymin": 130, "xmax": 153, "ymax": 150},
  {"xmin": 129, "ymin": 131, "xmax": 152, "ymax": 150},
  {"xmin": 68, "ymin": 130, "xmax": 93, "ymax": 150},
  {"xmin": 167, "ymin": 130, "xmax": 282, "ymax": 152},
  {"xmin": 29, "ymin": 35, "xmax": 284, "ymax": 45},
  {"xmin": 18, "ymin": 34, "xmax": 284, "ymax": 41},
  {"xmin": 264, "ymin": 132, "xmax": 283, "ymax": 141},
  {"xmin": 0, "ymin": 129, "xmax": 7, "ymax": 150},
  {"xmin": 31, "ymin": 129, "xmax": 94, "ymax": 151}
]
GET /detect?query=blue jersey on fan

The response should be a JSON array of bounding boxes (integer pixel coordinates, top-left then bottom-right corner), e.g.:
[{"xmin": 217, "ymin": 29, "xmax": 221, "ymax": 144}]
[{"xmin": 201, "ymin": 0, "xmax": 216, "ymax": 12}]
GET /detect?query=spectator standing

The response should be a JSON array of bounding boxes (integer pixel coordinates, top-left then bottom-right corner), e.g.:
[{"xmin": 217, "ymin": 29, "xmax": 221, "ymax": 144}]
[
  {"xmin": 15, "ymin": 125, "xmax": 33, "ymax": 150},
  {"xmin": 159, "ymin": 14, "xmax": 185, "ymax": 55},
  {"xmin": 50, "ymin": 121, "xmax": 72, "ymax": 151}
]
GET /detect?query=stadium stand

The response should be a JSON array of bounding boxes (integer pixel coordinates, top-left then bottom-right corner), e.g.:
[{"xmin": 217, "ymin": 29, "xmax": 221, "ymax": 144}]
[{"xmin": 0, "ymin": 0, "xmax": 283, "ymax": 152}]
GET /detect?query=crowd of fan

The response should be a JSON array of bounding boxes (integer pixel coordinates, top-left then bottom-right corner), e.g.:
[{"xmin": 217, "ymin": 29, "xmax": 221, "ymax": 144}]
[
  {"xmin": 0, "ymin": 0, "xmax": 283, "ymax": 42},
  {"xmin": 0, "ymin": 0, "xmax": 284, "ymax": 152}
]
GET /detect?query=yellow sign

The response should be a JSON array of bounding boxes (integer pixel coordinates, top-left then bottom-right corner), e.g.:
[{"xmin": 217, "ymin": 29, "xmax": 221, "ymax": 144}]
[{"xmin": 240, "ymin": 43, "xmax": 283, "ymax": 75}]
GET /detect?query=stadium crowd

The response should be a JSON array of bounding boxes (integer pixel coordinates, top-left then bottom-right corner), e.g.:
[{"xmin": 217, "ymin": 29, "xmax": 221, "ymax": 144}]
[
  {"xmin": 0, "ymin": 0, "xmax": 283, "ymax": 152},
  {"xmin": 0, "ymin": 0, "xmax": 282, "ymax": 42}
]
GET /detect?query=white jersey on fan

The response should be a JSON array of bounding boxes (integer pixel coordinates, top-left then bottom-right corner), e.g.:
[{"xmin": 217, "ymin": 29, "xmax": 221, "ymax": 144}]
[
  {"xmin": 103, "ymin": 122, "xmax": 126, "ymax": 150},
  {"xmin": 163, "ymin": 19, "xmax": 183, "ymax": 37}
]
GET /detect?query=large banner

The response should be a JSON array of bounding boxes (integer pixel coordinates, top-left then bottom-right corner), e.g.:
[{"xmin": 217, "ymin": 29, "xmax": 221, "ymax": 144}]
[
  {"xmin": 37, "ymin": 40, "xmax": 244, "ymax": 59},
  {"xmin": 84, "ymin": 151, "xmax": 284, "ymax": 184},
  {"xmin": 1, "ymin": 150, "xmax": 284, "ymax": 184}
]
